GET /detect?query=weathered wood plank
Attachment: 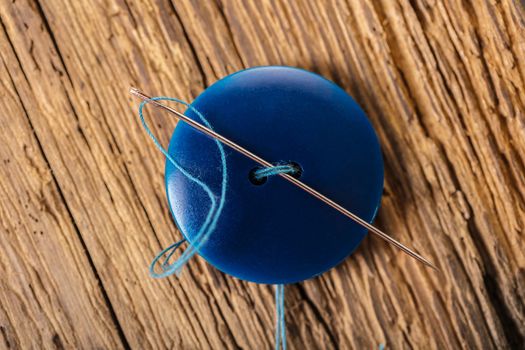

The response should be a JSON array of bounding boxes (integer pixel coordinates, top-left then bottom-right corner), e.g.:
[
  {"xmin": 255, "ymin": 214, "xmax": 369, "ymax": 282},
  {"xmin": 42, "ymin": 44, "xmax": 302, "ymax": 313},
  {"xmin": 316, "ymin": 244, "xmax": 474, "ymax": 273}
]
[
  {"xmin": 0, "ymin": 0, "xmax": 523, "ymax": 348},
  {"xmin": 0, "ymin": 24, "xmax": 125, "ymax": 349}
]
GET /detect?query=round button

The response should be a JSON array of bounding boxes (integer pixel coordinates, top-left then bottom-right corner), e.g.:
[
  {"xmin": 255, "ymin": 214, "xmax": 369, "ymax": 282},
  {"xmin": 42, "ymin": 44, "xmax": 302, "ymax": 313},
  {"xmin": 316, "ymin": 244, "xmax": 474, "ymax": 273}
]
[{"xmin": 165, "ymin": 66, "xmax": 383, "ymax": 284}]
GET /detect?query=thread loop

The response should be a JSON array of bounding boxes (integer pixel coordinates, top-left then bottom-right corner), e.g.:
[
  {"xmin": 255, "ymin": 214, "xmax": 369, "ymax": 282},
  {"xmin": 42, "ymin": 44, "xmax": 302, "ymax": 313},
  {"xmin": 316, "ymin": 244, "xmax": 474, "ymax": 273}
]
[{"xmin": 139, "ymin": 97, "xmax": 228, "ymax": 278}]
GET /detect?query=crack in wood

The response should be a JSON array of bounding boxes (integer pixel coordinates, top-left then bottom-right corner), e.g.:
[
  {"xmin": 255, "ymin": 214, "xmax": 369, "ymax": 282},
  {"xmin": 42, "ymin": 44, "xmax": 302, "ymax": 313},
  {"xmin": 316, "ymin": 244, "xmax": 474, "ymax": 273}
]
[
  {"xmin": 168, "ymin": 0, "xmax": 209, "ymax": 89},
  {"xmin": 296, "ymin": 284, "xmax": 338, "ymax": 348},
  {"xmin": 33, "ymin": 0, "xmax": 73, "ymax": 86}
]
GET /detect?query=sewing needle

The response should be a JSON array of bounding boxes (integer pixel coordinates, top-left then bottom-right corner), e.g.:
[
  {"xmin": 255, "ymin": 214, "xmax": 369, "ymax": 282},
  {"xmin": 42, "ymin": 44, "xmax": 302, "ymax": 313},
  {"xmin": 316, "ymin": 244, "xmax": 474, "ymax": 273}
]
[{"xmin": 130, "ymin": 87, "xmax": 437, "ymax": 270}]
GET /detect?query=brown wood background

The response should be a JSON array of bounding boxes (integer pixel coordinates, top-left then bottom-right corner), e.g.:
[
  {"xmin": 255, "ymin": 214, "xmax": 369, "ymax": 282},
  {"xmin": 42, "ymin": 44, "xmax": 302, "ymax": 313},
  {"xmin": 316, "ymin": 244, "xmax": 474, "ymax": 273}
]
[{"xmin": 1, "ymin": 0, "xmax": 524, "ymax": 349}]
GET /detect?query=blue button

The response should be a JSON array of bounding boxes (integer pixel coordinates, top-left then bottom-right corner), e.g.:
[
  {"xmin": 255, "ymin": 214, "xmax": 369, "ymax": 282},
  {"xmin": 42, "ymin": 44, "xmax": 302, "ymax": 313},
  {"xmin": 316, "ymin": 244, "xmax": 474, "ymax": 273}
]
[{"xmin": 165, "ymin": 66, "xmax": 384, "ymax": 284}]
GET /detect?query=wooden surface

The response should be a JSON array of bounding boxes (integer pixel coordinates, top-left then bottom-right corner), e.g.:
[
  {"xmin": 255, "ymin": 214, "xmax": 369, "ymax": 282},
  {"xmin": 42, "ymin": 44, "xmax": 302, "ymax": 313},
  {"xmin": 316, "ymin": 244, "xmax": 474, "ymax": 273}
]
[{"xmin": 0, "ymin": 0, "xmax": 524, "ymax": 348}]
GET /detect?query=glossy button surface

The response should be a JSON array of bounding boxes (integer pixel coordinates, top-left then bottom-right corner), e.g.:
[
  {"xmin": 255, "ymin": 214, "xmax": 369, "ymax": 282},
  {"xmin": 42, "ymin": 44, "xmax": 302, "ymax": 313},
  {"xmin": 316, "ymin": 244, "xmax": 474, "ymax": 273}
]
[{"xmin": 165, "ymin": 66, "xmax": 384, "ymax": 284}]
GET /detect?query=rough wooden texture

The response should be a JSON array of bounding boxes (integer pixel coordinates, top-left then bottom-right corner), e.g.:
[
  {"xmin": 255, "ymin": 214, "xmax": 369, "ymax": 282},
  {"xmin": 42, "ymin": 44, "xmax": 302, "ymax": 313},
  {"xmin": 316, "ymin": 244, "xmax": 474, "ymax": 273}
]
[{"xmin": 0, "ymin": 0, "xmax": 524, "ymax": 348}]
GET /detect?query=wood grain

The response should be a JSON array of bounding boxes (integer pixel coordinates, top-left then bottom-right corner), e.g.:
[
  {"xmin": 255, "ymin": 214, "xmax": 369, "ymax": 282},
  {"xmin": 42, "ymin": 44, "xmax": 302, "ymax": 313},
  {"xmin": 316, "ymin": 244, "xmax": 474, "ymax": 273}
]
[
  {"xmin": 0, "ymin": 0, "xmax": 523, "ymax": 348},
  {"xmin": 0, "ymin": 23, "xmax": 124, "ymax": 349}
]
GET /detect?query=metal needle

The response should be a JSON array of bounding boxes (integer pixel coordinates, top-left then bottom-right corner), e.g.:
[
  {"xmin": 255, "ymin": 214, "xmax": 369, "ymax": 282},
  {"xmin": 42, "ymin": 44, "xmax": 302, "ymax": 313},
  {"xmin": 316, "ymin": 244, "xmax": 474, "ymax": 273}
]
[{"xmin": 130, "ymin": 87, "xmax": 438, "ymax": 270}]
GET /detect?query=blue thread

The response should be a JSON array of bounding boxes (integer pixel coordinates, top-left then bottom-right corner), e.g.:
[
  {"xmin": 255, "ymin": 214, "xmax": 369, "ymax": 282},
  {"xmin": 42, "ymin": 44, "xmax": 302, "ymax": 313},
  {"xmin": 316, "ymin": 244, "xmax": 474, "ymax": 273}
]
[
  {"xmin": 254, "ymin": 164, "xmax": 297, "ymax": 181},
  {"xmin": 147, "ymin": 238, "xmax": 186, "ymax": 271},
  {"xmin": 379, "ymin": 343, "xmax": 385, "ymax": 350},
  {"xmin": 139, "ymin": 97, "xmax": 228, "ymax": 278},
  {"xmin": 275, "ymin": 284, "xmax": 286, "ymax": 350}
]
